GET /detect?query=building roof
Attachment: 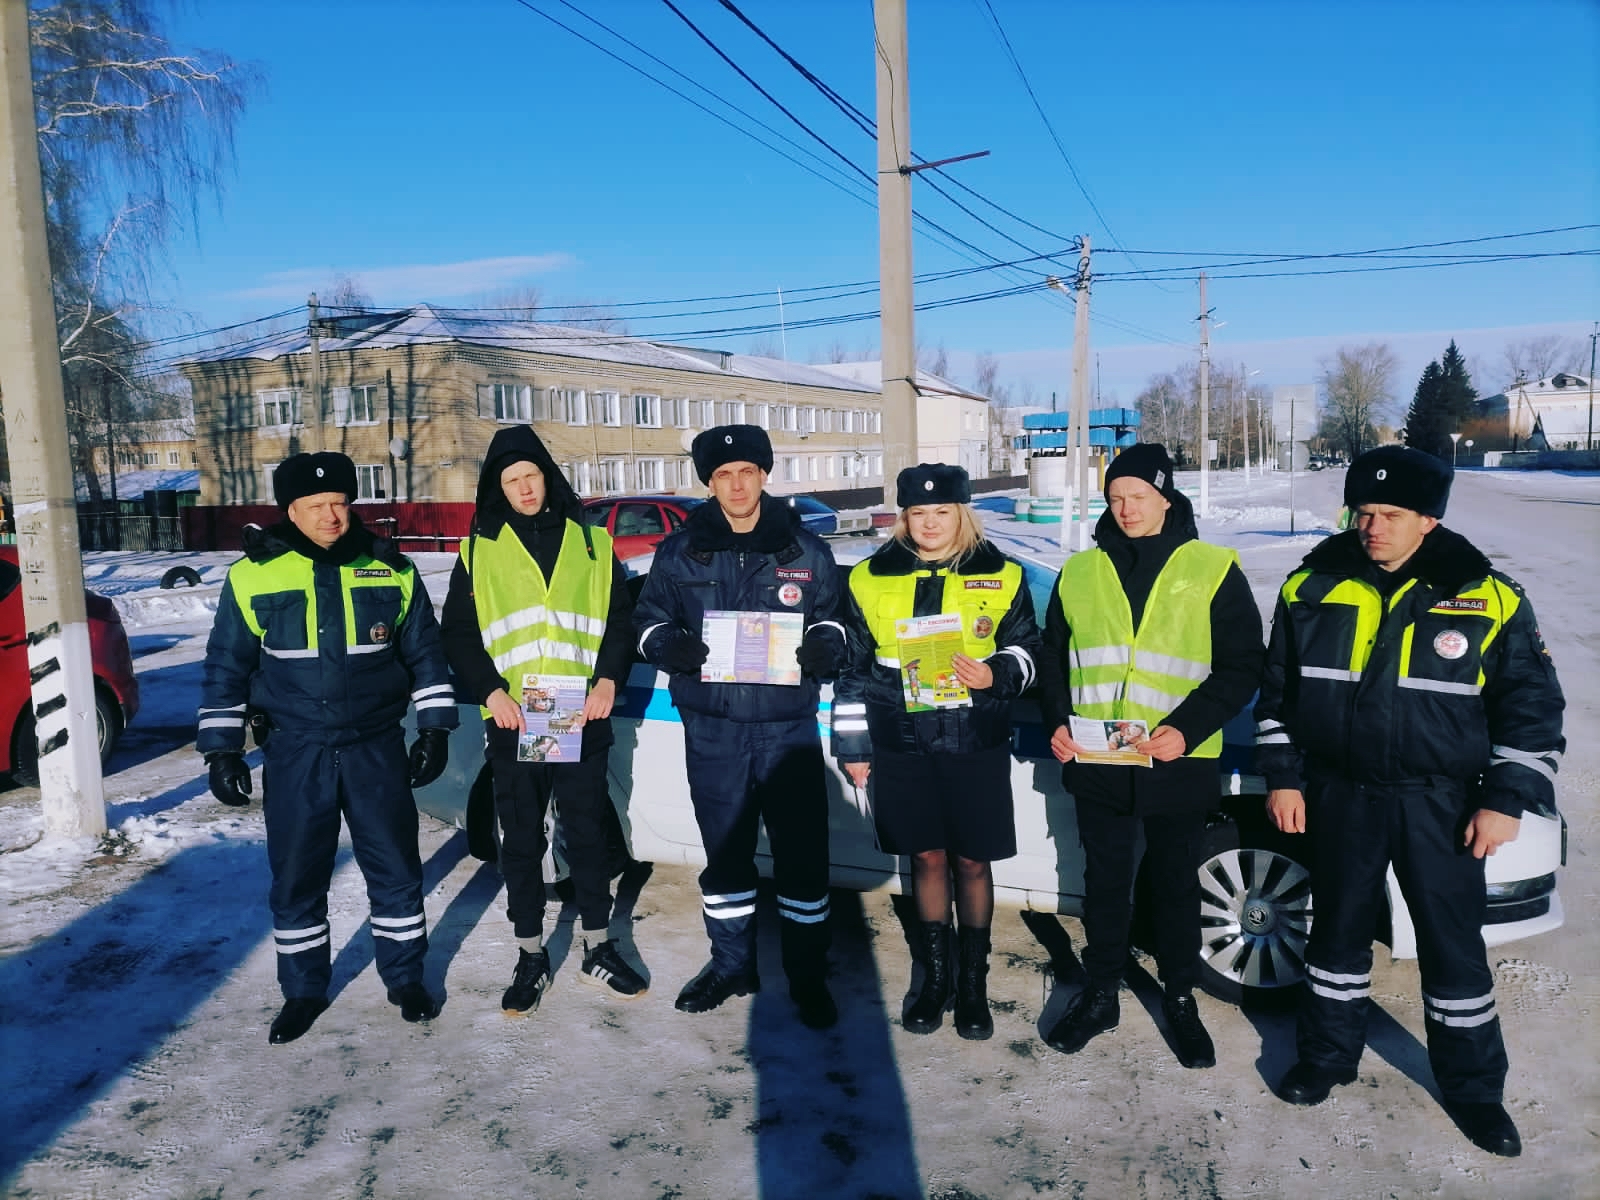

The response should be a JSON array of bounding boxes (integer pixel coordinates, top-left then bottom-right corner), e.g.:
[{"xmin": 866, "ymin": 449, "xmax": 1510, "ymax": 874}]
[
  {"xmin": 76, "ymin": 469, "xmax": 200, "ymax": 501},
  {"xmin": 807, "ymin": 360, "xmax": 989, "ymax": 402},
  {"xmin": 179, "ymin": 304, "xmax": 877, "ymax": 395}
]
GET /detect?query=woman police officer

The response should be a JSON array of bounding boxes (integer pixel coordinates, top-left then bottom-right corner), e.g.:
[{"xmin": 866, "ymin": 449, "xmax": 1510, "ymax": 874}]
[{"xmin": 833, "ymin": 464, "xmax": 1041, "ymax": 1038}]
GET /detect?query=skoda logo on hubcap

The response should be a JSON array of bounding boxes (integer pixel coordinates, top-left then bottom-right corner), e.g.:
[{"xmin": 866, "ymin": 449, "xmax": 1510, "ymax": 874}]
[{"xmin": 1243, "ymin": 903, "xmax": 1271, "ymax": 931}]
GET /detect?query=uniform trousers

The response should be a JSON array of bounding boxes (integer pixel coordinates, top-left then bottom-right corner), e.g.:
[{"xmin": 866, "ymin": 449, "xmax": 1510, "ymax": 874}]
[
  {"xmin": 1076, "ymin": 801, "xmax": 1205, "ymax": 994},
  {"xmin": 262, "ymin": 727, "xmax": 426, "ymax": 999},
  {"xmin": 1299, "ymin": 774, "xmax": 1508, "ymax": 1102},
  {"xmin": 680, "ymin": 711, "xmax": 831, "ymax": 981},
  {"xmin": 485, "ymin": 723, "xmax": 616, "ymax": 935}
]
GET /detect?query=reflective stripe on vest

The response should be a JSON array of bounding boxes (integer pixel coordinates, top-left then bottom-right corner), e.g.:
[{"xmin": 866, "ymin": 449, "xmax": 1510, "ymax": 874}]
[
  {"xmin": 849, "ymin": 556, "xmax": 1023, "ymax": 669},
  {"xmin": 462, "ymin": 521, "xmax": 613, "ymax": 715},
  {"xmin": 1279, "ymin": 568, "xmax": 1519, "ymax": 697},
  {"xmin": 230, "ymin": 552, "xmax": 415, "ymax": 655},
  {"xmin": 1055, "ymin": 541, "xmax": 1235, "ymax": 758}
]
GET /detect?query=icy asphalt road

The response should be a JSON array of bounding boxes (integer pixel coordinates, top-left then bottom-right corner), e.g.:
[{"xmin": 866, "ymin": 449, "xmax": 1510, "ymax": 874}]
[{"xmin": 0, "ymin": 468, "xmax": 1596, "ymax": 1200}]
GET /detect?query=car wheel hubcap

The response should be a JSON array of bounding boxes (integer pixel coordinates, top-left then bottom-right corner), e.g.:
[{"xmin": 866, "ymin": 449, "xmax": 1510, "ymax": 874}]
[{"xmin": 1198, "ymin": 846, "xmax": 1313, "ymax": 990}]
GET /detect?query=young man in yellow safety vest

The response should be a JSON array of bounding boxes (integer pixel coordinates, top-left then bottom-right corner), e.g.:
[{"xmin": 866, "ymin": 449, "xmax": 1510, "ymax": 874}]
[
  {"xmin": 1038, "ymin": 442, "xmax": 1263, "ymax": 1069},
  {"xmin": 442, "ymin": 426, "xmax": 645, "ymax": 1013}
]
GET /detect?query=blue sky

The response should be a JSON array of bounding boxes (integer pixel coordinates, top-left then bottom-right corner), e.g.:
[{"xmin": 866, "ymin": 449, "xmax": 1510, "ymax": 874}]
[{"xmin": 155, "ymin": 0, "xmax": 1598, "ymax": 411}]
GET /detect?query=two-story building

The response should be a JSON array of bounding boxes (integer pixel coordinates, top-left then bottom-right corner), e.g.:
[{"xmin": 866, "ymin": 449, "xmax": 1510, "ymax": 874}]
[
  {"xmin": 178, "ymin": 305, "xmax": 887, "ymax": 505},
  {"xmin": 809, "ymin": 362, "xmax": 992, "ymax": 477}
]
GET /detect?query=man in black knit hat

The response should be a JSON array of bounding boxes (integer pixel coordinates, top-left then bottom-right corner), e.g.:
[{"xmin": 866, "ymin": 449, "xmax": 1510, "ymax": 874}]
[
  {"xmin": 633, "ymin": 424, "xmax": 846, "ymax": 1028},
  {"xmin": 1257, "ymin": 444, "xmax": 1565, "ymax": 1156},
  {"xmin": 1038, "ymin": 442, "xmax": 1263, "ymax": 1069},
  {"xmin": 198, "ymin": 451, "xmax": 457, "ymax": 1043}
]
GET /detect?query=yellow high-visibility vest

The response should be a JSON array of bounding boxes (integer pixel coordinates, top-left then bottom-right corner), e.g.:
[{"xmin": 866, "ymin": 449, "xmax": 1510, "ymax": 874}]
[
  {"xmin": 1055, "ymin": 541, "xmax": 1236, "ymax": 757},
  {"xmin": 231, "ymin": 552, "xmax": 415, "ymax": 659},
  {"xmin": 462, "ymin": 521, "xmax": 612, "ymax": 715},
  {"xmin": 850, "ymin": 558, "xmax": 1022, "ymax": 669}
]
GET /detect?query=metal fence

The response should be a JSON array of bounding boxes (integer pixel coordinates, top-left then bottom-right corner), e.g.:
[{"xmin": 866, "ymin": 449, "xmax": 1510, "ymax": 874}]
[{"xmin": 77, "ymin": 508, "xmax": 187, "ymax": 551}]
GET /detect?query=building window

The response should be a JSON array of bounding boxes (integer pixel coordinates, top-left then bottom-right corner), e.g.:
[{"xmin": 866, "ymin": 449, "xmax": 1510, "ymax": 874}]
[
  {"xmin": 595, "ymin": 391, "xmax": 623, "ymax": 427},
  {"xmin": 780, "ymin": 456, "xmax": 800, "ymax": 482},
  {"xmin": 840, "ymin": 454, "xmax": 855, "ymax": 478},
  {"xmin": 799, "ymin": 406, "xmax": 817, "ymax": 434},
  {"xmin": 258, "ymin": 388, "xmax": 300, "ymax": 428},
  {"xmin": 867, "ymin": 453, "xmax": 882, "ymax": 477},
  {"xmin": 258, "ymin": 464, "xmax": 279, "ymax": 503},
  {"xmin": 718, "ymin": 400, "xmax": 745, "ymax": 425},
  {"xmin": 356, "ymin": 464, "xmax": 388, "ymax": 500},
  {"xmin": 633, "ymin": 394, "xmax": 662, "ymax": 428},
  {"xmin": 750, "ymin": 403, "xmax": 770, "ymax": 430},
  {"xmin": 478, "ymin": 383, "xmax": 533, "ymax": 423},
  {"xmin": 777, "ymin": 405, "xmax": 797, "ymax": 432},
  {"xmin": 840, "ymin": 410, "xmax": 855, "ymax": 434},
  {"xmin": 553, "ymin": 388, "xmax": 586, "ymax": 426},
  {"xmin": 869, "ymin": 411, "xmax": 882, "ymax": 434},
  {"xmin": 676, "ymin": 459, "xmax": 696, "ymax": 488},
  {"xmin": 167, "ymin": 450, "xmax": 181, "ymax": 466},
  {"xmin": 636, "ymin": 458, "xmax": 664, "ymax": 490},
  {"xmin": 807, "ymin": 456, "xmax": 819, "ymax": 481},
  {"xmin": 598, "ymin": 457, "xmax": 627, "ymax": 494},
  {"xmin": 669, "ymin": 397, "xmax": 690, "ymax": 428},
  {"xmin": 826, "ymin": 455, "xmax": 837, "ymax": 479},
  {"xmin": 333, "ymin": 384, "xmax": 380, "ymax": 425},
  {"xmin": 820, "ymin": 408, "xmax": 834, "ymax": 433},
  {"xmin": 565, "ymin": 460, "xmax": 595, "ymax": 497},
  {"xmin": 140, "ymin": 451, "xmax": 157, "ymax": 466},
  {"xmin": 116, "ymin": 450, "xmax": 137, "ymax": 467}
]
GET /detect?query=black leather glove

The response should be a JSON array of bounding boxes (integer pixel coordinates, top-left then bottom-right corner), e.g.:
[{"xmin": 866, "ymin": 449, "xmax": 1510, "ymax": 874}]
[
  {"xmin": 658, "ymin": 633, "xmax": 710, "ymax": 676},
  {"xmin": 795, "ymin": 635, "xmax": 845, "ymax": 680},
  {"xmin": 206, "ymin": 751, "xmax": 253, "ymax": 807},
  {"xmin": 408, "ymin": 728, "xmax": 450, "ymax": 789}
]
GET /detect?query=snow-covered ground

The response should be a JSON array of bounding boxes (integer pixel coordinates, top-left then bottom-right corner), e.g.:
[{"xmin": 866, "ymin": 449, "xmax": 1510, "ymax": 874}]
[{"xmin": 2, "ymin": 467, "xmax": 1596, "ymax": 1198}]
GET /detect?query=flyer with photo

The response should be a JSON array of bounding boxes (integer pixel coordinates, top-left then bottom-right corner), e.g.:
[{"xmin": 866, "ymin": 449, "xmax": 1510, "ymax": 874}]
[
  {"xmin": 517, "ymin": 673, "xmax": 587, "ymax": 762},
  {"xmin": 894, "ymin": 612, "xmax": 971, "ymax": 712},
  {"xmin": 1069, "ymin": 716, "xmax": 1153, "ymax": 767},
  {"xmin": 701, "ymin": 610, "xmax": 804, "ymax": 686}
]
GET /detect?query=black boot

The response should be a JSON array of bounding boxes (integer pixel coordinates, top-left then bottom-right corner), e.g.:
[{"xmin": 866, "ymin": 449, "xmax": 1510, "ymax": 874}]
[
  {"xmin": 954, "ymin": 926, "xmax": 994, "ymax": 1041},
  {"xmin": 1043, "ymin": 984, "xmax": 1119, "ymax": 1054},
  {"xmin": 903, "ymin": 921, "xmax": 953, "ymax": 1034},
  {"xmin": 1162, "ymin": 989, "xmax": 1215, "ymax": 1069},
  {"xmin": 268, "ymin": 996, "xmax": 329, "ymax": 1045}
]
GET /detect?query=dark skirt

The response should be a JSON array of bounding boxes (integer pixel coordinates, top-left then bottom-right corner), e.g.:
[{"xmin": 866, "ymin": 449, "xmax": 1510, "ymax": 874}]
[{"xmin": 871, "ymin": 744, "xmax": 1017, "ymax": 862}]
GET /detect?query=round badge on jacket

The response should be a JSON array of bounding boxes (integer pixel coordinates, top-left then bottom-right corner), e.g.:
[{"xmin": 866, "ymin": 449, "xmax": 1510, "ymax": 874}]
[
  {"xmin": 1433, "ymin": 629, "xmax": 1468, "ymax": 660},
  {"xmin": 370, "ymin": 622, "xmax": 390, "ymax": 643},
  {"xmin": 778, "ymin": 582, "xmax": 803, "ymax": 607},
  {"xmin": 972, "ymin": 614, "xmax": 994, "ymax": 639}
]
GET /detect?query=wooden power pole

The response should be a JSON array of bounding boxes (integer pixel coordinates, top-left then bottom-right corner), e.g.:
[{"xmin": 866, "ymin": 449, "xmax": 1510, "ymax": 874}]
[
  {"xmin": 1069, "ymin": 239, "xmax": 1092, "ymax": 551},
  {"xmin": 0, "ymin": 0, "xmax": 107, "ymax": 836},
  {"xmin": 874, "ymin": 0, "xmax": 917, "ymax": 507},
  {"xmin": 1198, "ymin": 272, "xmax": 1211, "ymax": 518}
]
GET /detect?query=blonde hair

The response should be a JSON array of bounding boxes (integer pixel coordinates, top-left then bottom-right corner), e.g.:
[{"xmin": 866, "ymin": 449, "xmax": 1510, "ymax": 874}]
[{"xmin": 893, "ymin": 503, "xmax": 986, "ymax": 566}]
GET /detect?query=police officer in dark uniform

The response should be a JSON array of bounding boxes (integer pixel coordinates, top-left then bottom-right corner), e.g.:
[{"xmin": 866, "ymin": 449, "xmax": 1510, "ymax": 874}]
[
  {"xmin": 198, "ymin": 452, "xmax": 457, "ymax": 1044},
  {"xmin": 633, "ymin": 425, "xmax": 845, "ymax": 1029},
  {"xmin": 1257, "ymin": 445, "xmax": 1565, "ymax": 1157}
]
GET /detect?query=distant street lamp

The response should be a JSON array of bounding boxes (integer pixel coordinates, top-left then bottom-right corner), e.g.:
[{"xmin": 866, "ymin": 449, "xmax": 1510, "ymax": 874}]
[
  {"xmin": 1450, "ymin": 431, "xmax": 1463, "ymax": 467},
  {"xmin": 1465, "ymin": 438, "xmax": 1474, "ymax": 464}
]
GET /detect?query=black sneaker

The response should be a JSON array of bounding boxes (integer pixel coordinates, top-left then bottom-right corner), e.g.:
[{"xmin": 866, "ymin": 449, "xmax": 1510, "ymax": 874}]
[
  {"xmin": 675, "ymin": 962, "xmax": 760, "ymax": 1013},
  {"xmin": 1043, "ymin": 984, "xmax": 1119, "ymax": 1054},
  {"xmin": 387, "ymin": 981, "xmax": 440, "ymax": 1023},
  {"xmin": 502, "ymin": 948, "xmax": 552, "ymax": 1015},
  {"xmin": 579, "ymin": 939, "xmax": 648, "ymax": 1000},
  {"xmin": 1162, "ymin": 990, "xmax": 1216, "ymax": 1069}
]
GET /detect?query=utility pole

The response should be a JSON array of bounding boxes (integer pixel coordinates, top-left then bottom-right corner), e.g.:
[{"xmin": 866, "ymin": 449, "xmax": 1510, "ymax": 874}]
[
  {"xmin": 873, "ymin": 0, "xmax": 916, "ymax": 508},
  {"xmin": 1587, "ymin": 321, "xmax": 1596, "ymax": 452},
  {"xmin": 307, "ymin": 293, "xmax": 323, "ymax": 454},
  {"xmin": 1070, "ymin": 240, "xmax": 1092, "ymax": 551},
  {"xmin": 1240, "ymin": 367, "xmax": 1251, "ymax": 486},
  {"xmin": 1197, "ymin": 272, "xmax": 1211, "ymax": 518},
  {"xmin": 0, "ymin": 0, "xmax": 107, "ymax": 836}
]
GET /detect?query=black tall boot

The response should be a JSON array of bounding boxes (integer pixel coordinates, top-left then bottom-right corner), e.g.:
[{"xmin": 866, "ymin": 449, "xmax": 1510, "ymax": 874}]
[
  {"xmin": 954, "ymin": 925, "xmax": 994, "ymax": 1041},
  {"xmin": 903, "ymin": 921, "xmax": 953, "ymax": 1034}
]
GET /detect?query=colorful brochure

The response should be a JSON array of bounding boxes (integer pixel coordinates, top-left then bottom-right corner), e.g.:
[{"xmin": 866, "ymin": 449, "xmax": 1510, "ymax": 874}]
[
  {"xmin": 894, "ymin": 612, "xmax": 971, "ymax": 712},
  {"xmin": 1069, "ymin": 716, "xmax": 1153, "ymax": 767},
  {"xmin": 517, "ymin": 673, "xmax": 587, "ymax": 762},
  {"xmin": 701, "ymin": 610, "xmax": 804, "ymax": 687}
]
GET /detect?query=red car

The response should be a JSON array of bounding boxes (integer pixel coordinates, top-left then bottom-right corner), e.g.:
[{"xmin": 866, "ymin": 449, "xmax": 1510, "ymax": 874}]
[
  {"xmin": 0, "ymin": 547, "xmax": 140, "ymax": 784},
  {"xmin": 581, "ymin": 495, "xmax": 704, "ymax": 561}
]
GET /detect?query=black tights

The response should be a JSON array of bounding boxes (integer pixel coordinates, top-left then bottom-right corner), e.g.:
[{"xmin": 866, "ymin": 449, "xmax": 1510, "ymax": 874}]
[{"xmin": 911, "ymin": 849, "xmax": 992, "ymax": 928}]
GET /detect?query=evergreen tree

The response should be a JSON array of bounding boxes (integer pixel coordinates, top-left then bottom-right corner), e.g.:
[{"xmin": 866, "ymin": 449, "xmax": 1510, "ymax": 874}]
[
  {"xmin": 1404, "ymin": 360, "xmax": 1448, "ymax": 458},
  {"xmin": 1438, "ymin": 340, "xmax": 1479, "ymax": 432}
]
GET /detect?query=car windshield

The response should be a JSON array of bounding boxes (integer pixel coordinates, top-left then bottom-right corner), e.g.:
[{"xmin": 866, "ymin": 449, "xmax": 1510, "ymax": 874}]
[{"xmin": 788, "ymin": 497, "xmax": 831, "ymax": 514}]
